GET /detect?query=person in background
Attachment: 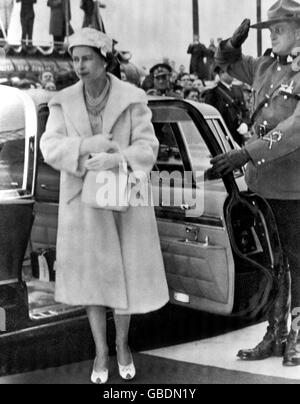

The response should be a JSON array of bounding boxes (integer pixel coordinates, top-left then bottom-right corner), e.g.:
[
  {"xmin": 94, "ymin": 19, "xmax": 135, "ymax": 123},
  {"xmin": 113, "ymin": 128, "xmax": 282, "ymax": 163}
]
[
  {"xmin": 16, "ymin": 0, "xmax": 36, "ymax": 48},
  {"xmin": 40, "ymin": 70, "xmax": 55, "ymax": 88},
  {"xmin": 81, "ymin": 0, "xmax": 106, "ymax": 32},
  {"xmin": 184, "ymin": 87, "xmax": 200, "ymax": 102},
  {"xmin": 141, "ymin": 73, "xmax": 154, "ymax": 93},
  {"xmin": 47, "ymin": 0, "xmax": 73, "ymax": 52},
  {"xmin": 150, "ymin": 63, "xmax": 180, "ymax": 97},
  {"xmin": 187, "ymin": 35, "xmax": 213, "ymax": 80},
  {"xmin": 0, "ymin": 0, "xmax": 14, "ymax": 39},
  {"xmin": 40, "ymin": 28, "xmax": 169, "ymax": 384},
  {"xmin": 207, "ymin": 38, "xmax": 217, "ymax": 80},
  {"xmin": 193, "ymin": 78, "xmax": 206, "ymax": 93},
  {"xmin": 43, "ymin": 81, "xmax": 57, "ymax": 91},
  {"xmin": 180, "ymin": 73, "xmax": 193, "ymax": 90},
  {"xmin": 120, "ymin": 62, "xmax": 141, "ymax": 87},
  {"xmin": 203, "ymin": 67, "xmax": 248, "ymax": 146},
  {"xmin": 177, "ymin": 64, "xmax": 187, "ymax": 80},
  {"xmin": 173, "ymin": 83, "xmax": 184, "ymax": 98}
]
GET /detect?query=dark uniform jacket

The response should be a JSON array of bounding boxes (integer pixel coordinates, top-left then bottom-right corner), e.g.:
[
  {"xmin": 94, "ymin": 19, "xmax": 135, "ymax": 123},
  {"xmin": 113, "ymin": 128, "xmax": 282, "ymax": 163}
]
[
  {"xmin": 47, "ymin": 0, "xmax": 73, "ymax": 37},
  {"xmin": 16, "ymin": 0, "xmax": 36, "ymax": 18},
  {"xmin": 203, "ymin": 81, "xmax": 247, "ymax": 146},
  {"xmin": 216, "ymin": 41, "xmax": 300, "ymax": 200},
  {"xmin": 187, "ymin": 42, "xmax": 212, "ymax": 80},
  {"xmin": 80, "ymin": 0, "xmax": 105, "ymax": 31}
]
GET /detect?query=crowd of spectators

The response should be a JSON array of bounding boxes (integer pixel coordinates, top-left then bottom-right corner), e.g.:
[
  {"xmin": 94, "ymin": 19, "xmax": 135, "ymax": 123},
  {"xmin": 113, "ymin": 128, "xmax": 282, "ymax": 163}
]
[
  {"xmin": 0, "ymin": 33, "xmax": 253, "ymax": 145},
  {"xmin": 118, "ymin": 38, "xmax": 252, "ymax": 146},
  {"xmin": 1, "ymin": 67, "xmax": 78, "ymax": 91}
]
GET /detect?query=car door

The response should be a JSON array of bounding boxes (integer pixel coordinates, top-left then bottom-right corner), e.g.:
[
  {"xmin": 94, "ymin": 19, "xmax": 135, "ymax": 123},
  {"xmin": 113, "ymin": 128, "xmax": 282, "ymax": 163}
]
[
  {"xmin": 0, "ymin": 85, "xmax": 37, "ymax": 332},
  {"xmin": 150, "ymin": 99, "xmax": 244, "ymax": 316}
]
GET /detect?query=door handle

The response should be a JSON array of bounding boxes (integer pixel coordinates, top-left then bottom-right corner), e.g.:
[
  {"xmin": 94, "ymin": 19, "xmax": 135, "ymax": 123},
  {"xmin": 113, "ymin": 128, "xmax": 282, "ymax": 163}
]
[
  {"xmin": 184, "ymin": 227, "xmax": 210, "ymax": 246},
  {"xmin": 185, "ymin": 226, "xmax": 199, "ymax": 242}
]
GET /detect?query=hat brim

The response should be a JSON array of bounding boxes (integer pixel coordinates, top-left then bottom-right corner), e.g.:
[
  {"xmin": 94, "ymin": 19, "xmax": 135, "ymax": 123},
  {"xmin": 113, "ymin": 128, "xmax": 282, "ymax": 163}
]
[{"xmin": 251, "ymin": 17, "xmax": 300, "ymax": 29}]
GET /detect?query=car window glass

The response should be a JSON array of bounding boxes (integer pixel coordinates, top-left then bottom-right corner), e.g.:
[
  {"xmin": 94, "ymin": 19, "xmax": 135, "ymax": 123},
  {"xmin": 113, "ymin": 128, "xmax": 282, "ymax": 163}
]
[
  {"xmin": 151, "ymin": 105, "xmax": 227, "ymax": 185},
  {"xmin": 0, "ymin": 87, "xmax": 35, "ymax": 199},
  {"xmin": 153, "ymin": 122, "xmax": 185, "ymax": 175},
  {"xmin": 179, "ymin": 120, "xmax": 212, "ymax": 180}
]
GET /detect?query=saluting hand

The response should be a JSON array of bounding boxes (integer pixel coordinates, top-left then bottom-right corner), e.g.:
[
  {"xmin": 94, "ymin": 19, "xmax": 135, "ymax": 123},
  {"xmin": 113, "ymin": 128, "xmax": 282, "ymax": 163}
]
[
  {"xmin": 231, "ymin": 19, "xmax": 251, "ymax": 49},
  {"xmin": 210, "ymin": 149, "xmax": 250, "ymax": 176}
]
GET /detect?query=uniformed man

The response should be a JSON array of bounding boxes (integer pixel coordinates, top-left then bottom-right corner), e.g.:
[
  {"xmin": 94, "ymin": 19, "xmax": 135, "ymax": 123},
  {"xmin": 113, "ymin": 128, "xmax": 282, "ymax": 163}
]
[
  {"xmin": 203, "ymin": 67, "xmax": 249, "ymax": 146},
  {"xmin": 16, "ymin": 0, "xmax": 37, "ymax": 48},
  {"xmin": 149, "ymin": 63, "xmax": 181, "ymax": 98},
  {"xmin": 211, "ymin": 0, "xmax": 300, "ymax": 367}
]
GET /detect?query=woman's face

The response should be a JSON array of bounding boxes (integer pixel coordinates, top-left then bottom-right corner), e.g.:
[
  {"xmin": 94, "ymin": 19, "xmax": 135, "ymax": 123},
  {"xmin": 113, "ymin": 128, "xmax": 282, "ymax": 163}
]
[{"xmin": 72, "ymin": 46, "xmax": 106, "ymax": 82}]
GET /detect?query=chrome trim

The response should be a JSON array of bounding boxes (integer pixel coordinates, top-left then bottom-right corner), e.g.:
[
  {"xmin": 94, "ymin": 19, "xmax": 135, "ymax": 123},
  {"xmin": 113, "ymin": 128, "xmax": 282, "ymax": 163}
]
[
  {"xmin": 0, "ymin": 279, "xmax": 18, "ymax": 286},
  {"xmin": 0, "ymin": 86, "xmax": 37, "ymax": 200}
]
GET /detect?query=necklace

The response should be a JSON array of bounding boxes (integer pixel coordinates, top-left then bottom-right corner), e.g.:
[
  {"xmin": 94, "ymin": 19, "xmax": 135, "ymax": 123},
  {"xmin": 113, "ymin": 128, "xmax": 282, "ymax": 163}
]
[{"xmin": 84, "ymin": 79, "xmax": 110, "ymax": 116}]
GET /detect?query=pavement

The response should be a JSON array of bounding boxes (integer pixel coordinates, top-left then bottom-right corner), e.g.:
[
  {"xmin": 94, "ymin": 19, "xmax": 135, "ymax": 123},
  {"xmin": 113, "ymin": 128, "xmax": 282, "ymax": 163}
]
[{"xmin": 1, "ymin": 322, "xmax": 300, "ymax": 384}]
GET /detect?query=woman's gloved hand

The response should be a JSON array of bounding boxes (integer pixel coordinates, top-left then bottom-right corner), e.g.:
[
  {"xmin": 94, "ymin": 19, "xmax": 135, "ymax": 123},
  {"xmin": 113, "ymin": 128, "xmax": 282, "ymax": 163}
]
[
  {"xmin": 80, "ymin": 134, "xmax": 119, "ymax": 156},
  {"xmin": 230, "ymin": 19, "xmax": 251, "ymax": 49},
  {"xmin": 84, "ymin": 152, "xmax": 123, "ymax": 171},
  {"xmin": 210, "ymin": 149, "xmax": 250, "ymax": 176}
]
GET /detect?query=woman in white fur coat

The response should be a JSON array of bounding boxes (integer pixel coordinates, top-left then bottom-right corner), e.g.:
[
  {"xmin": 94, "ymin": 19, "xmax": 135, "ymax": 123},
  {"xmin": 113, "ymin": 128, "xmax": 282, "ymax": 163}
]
[{"xmin": 40, "ymin": 28, "xmax": 169, "ymax": 384}]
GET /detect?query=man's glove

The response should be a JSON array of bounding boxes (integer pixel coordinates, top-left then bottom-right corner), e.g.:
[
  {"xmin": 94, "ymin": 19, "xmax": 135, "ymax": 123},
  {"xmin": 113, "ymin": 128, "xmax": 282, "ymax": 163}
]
[
  {"xmin": 210, "ymin": 149, "xmax": 250, "ymax": 176},
  {"xmin": 231, "ymin": 19, "xmax": 251, "ymax": 49}
]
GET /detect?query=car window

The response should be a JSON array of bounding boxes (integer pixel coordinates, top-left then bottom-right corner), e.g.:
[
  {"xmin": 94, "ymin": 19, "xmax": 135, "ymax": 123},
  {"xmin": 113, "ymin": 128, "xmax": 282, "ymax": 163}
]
[
  {"xmin": 151, "ymin": 104, "xmax": 220, "ymax": 185},
  {"xmin": 0, "ymin": 87, "xmax": 36, "ymax": 199},
  {"xmin": 153, "ymin": 122, "xmax": 185, "ymax": 175}
]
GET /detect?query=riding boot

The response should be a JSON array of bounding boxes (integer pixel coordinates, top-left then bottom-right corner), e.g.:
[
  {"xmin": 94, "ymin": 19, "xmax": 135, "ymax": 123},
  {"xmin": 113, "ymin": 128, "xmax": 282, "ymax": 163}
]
[
  {"xmin": 237, "ymin": 271, "xmax": 290, "ymax": 361},
  {"xmin": 283, "ymin": 328, "xmax": 300, "ymax": 367}
]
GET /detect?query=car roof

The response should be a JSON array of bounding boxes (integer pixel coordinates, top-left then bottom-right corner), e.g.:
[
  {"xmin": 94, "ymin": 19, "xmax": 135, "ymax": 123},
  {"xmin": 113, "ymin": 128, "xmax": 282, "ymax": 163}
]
[
  {"xmin": 147, "ymin": 95, "xmax": 221, "ymax": 119},
  {"xmin": 1, "ymin": 86, "xmax": 221, "ymax": 120}
]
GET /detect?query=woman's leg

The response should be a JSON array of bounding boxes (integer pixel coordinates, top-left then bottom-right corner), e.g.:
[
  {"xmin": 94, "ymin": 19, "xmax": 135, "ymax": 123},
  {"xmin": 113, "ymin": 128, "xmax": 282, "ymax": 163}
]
[
  {"xmin": 113, "ymin": 313, "xmax": 132, "ymax": 365},
  {"xmin": 86, "ymin": 306, "xmax": 109, "ymax": 370}
]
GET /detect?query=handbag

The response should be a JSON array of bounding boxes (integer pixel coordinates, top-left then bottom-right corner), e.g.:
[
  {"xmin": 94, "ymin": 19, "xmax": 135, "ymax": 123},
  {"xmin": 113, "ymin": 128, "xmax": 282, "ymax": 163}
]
[{"xmin": 81, "ymin": 161, "xmax": 130, "ymax": 212}]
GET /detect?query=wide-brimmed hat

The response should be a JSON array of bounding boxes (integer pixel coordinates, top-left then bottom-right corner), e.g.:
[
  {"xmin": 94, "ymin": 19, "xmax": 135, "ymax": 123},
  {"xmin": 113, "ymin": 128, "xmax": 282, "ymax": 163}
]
[
  {"xmin": 252, "ymin": 0, "xmax": 300, "ymax": 29},
  {"xmin": 68, "ymin": 28, "xmax": 113, "ymax": 58}
]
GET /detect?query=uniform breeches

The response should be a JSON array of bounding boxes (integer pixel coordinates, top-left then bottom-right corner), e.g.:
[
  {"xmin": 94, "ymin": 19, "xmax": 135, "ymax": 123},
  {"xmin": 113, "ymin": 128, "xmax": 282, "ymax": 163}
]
[{"xmin": 267, "ymin": 199, "xmax": 300, "ymax": 312}]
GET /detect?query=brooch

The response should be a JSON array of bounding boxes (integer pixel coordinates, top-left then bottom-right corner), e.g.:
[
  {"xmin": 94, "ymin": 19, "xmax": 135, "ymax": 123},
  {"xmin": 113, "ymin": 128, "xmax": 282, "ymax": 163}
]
[
  {"xmin": 280, "ymin": 80, "xmax": 295, "ymax": 94},
  {"xmin": 262, "ymin": 131, "xmax": 283, "ymax": 150}
]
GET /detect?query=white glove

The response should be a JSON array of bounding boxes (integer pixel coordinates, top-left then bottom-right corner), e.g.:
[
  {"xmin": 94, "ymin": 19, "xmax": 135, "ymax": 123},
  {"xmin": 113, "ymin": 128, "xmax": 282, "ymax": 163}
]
[
  {"xmin": 85, "ymin": 152, "xmax": 123, "ymax": 171},
  {"xmin": 237, "ymin": 122, "xmax": 249, "ymax": 135},
  {"xmin": 80, "ymin": 134, "xmax": 119, "ymax": 155}
]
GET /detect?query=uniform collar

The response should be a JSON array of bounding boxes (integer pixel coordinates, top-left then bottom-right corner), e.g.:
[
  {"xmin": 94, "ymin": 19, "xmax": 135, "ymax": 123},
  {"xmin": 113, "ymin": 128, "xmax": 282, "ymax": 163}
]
[{"xmin": 265, "ymin": 48, "xmax": 296, "ymax": 65}]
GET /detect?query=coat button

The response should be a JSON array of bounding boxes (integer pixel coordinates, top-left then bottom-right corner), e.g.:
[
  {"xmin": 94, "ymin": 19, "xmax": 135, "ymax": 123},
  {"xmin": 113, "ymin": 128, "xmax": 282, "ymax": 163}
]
[
  {"xmin": 258, "ymin": 161, "xmax": 262, "ymax": 165},
  {"xmin": 262, "ymin": 159, "xmax": 266, "ymax": 164},
  {"xmin": 277, "ymin": 66, "xmax": 282, "ymax": 71}
]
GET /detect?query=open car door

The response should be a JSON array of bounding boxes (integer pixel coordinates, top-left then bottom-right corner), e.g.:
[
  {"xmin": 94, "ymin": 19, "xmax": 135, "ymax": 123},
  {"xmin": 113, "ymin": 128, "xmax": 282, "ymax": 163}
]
[
  {"xmin": 150, "ymin": 99, "xmax": 282, "ymax": 319},
  {"xmin": 0, "ymin": 85, "xmax": 37, "ymax": 332}
]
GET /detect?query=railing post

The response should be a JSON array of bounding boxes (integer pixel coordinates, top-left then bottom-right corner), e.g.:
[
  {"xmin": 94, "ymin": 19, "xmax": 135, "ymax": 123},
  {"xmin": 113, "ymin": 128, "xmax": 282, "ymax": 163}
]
[
  {"xmin": 257, "ymin": 0, "xmax": 262, "ymax": 56},
  {"xmin": 192, "ymin": 0, "xmax": 199, "ymax": 39}
]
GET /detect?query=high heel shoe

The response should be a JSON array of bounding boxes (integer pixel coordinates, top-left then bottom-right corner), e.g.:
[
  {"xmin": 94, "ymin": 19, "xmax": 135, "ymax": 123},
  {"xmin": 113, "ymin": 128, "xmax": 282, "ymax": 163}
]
[
  {"xmin": 91, "ymin": 358, "xmax": 109, "ymax": 384},
  {"xmin": 116, "ymin": 347, "xmax": 136, "ymax": 381}
]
